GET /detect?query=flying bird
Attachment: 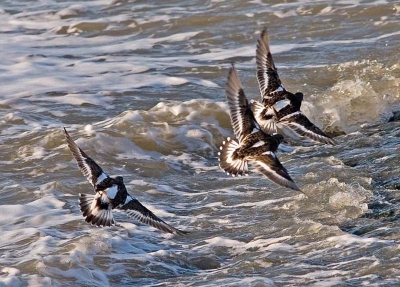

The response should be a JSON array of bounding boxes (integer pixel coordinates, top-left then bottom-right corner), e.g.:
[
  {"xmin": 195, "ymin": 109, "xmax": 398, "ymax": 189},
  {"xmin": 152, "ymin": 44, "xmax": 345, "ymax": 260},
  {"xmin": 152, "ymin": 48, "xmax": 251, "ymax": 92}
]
[
  {"xmin": 251, "ymin": 28, "xmax": 336, "ymax": 145},
  {"xmin": 218, "ymin": 65, "xmax": 301, "ymax": 192},
  {"xmin": 64, "ymin": 127, "xmax": 187, "ymax": 235}
]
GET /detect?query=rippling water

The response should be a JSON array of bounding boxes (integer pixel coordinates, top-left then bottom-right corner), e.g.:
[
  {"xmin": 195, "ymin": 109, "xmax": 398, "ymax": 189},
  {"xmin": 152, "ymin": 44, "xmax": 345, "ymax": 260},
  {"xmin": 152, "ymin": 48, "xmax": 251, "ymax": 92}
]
[{"xmin": 1, "ymin": 0, "xmax": 400, "ymax": 286}]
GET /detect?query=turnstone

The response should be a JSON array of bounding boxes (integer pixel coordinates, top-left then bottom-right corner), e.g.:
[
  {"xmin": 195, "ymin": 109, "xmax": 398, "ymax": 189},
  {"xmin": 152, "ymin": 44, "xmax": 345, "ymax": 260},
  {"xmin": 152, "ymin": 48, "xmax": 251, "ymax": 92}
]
[
  {"xmin": 63, "ymin": 128, "xmax": 187, "ymax": 235},
  {"xmin": 250, "ymin": 28, "xmax": 336, "ymax": 145},
  {"xmin": 218, "ymin": 65, "xmax": 301, "ymax": 192}
]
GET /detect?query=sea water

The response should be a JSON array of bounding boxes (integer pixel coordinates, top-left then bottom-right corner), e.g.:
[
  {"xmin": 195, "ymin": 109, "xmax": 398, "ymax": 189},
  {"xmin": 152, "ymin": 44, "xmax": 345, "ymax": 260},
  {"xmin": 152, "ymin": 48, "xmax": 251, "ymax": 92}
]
[{"xmin": 0, "ymin": 0, "xmax": 399, "ymax": 286}]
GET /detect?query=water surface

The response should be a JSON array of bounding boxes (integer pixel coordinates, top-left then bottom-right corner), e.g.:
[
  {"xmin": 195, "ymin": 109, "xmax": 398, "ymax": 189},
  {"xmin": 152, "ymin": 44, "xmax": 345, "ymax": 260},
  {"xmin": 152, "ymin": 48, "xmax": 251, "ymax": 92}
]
[{"xmin": 0, "ymin": 0, "xmax": 400, "ymax": 286}]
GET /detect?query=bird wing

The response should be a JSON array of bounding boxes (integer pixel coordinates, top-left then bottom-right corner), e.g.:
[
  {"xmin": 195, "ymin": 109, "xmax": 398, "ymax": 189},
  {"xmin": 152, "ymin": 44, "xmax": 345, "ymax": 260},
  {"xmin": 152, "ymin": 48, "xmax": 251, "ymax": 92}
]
[
  {"xmin": 119, "ymin": 197, "xmax": 188, "ymax": 236},
  {"xmin": 256, "ymin": 28, "xmax": 285, "ymax": 100},
  {"xmin": 250, "ymin": 151, "xmax": 301, "ymax": 191},
  {"xmin": 64, "ymin": 127, "xmax": 109, "ymax": 188},
  {"xmin": 226, "ymin": 65, "xmax": 259, "ymax": 143},
  {"xmin": 279, "ymin": 112, "xmax": 336, "ymax": 145}
]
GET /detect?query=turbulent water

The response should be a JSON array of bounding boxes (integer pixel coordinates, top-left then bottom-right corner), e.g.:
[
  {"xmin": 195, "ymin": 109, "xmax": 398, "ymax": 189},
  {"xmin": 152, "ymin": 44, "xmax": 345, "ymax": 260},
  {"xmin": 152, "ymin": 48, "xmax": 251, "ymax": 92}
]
[{"xmin": 1, "ymin": 0, "xmax": 399, "ymax": 286}]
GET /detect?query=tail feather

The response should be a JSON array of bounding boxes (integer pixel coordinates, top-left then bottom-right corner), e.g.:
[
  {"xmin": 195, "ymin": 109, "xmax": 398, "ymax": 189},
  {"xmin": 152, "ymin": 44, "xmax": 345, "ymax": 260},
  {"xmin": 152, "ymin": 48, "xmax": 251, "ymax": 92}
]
[
  {"xmin": 250, "ymin": 100, "xmax": 277, "ymax": 134},
  {"xmin": 79, "ymin": 193, "xmax": 115, "ymax": 227},
  {"xmin": 218, "ymin": 137, "xmax": 249, "ymax": 177},
  {"xmin": 79, "ymin": 193, "xmax": 95, "ymax": 217}
]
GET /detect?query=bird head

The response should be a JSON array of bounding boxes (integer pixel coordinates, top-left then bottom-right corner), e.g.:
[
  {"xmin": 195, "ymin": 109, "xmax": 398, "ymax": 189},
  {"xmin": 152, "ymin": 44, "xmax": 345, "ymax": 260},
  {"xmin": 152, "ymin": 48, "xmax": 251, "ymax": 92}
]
[
  {"xmin": 295, "ymin": 92, "xmax": 304, "ymax": 101},
  {"xmin": 273, "ymin": 133, "xmax": 284, "ymax": 143}
]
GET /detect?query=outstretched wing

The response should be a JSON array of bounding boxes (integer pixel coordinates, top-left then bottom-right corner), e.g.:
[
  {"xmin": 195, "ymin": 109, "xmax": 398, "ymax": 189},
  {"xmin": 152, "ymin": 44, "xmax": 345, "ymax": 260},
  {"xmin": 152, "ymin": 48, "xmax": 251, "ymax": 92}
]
[
  {"xmin": 226, "ymin": 65, "xmax": 258, "ymax": 143},
  {"xmin": 256, "ymin": 28, "xmax": 285, "ymax": 100},
  {"xmin": 250, "ymin": 151, "xmax": 301, "ymax": 192},
  {"xmin": 279, "ymin": 112, "xmax": 336, "ymax": 145},
  {"xmin": 119, "ymin": 197, "xmax": 188, "ymax": 236},
  {"xmin": 64, "ymin": 127, "xmax": 109, "ymax": 187}
]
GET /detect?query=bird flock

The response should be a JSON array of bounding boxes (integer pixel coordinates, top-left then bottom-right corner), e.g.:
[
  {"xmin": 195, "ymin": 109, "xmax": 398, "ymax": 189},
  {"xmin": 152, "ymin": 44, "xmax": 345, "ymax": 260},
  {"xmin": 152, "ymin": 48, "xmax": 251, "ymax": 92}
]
[
  {"xmin": 65, "ymin": 28, "xmax": 335, "ymax": 236},
  {"xmin": 218, "ymin": 28, "xmax": 335, "ymax": 192}
]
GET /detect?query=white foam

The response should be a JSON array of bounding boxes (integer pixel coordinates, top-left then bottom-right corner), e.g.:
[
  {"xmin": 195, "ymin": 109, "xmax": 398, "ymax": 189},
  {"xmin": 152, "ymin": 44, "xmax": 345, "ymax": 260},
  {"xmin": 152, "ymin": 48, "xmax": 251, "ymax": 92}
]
[
  {"xmin": 54, "ymin": 93, "xmax": 114, "ymax": 106},
  {"xmin": 0, "ymin": 267, "xmax": 21, "ymax": 287},
  {"xmin": 0, "ymin": 195, "xmax": 75, "ymax": 227},
  {"xmin": 0, "ymin": 1, "xmax": 399, "ymax": 286},
  {"xmin": 326, "ymin": 234, "xmax": 393, "ymax": 247},
  {"xmin": 56, "ymin": 4, "xmax": 88, "ymax": 18},
  {"xmin": 194, "ymin": 236, "xmax": 293, "ymax": 256}
]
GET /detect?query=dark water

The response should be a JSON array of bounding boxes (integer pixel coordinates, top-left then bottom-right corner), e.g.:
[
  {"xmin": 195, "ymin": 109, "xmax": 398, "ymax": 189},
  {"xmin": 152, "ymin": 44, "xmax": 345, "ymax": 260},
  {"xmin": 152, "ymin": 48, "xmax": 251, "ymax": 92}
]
[{"xmin": 0, "ymin": 0, "xmax": 399, "ymax": 286}]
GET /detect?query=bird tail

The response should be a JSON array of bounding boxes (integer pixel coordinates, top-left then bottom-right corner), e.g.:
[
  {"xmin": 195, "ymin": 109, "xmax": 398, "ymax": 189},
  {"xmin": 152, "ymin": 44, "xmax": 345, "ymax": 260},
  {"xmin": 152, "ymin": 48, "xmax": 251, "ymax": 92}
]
[
  {"xmin": 79, "ymin": 193, "xmax": 115, "ymax": 227},
  {"xmin": 218, "ymin": 137, "xmax": 248, "ymax": 177},
  {"xmin": 250, "ymin": 100, "xmax": 277, "ymax": 134}
]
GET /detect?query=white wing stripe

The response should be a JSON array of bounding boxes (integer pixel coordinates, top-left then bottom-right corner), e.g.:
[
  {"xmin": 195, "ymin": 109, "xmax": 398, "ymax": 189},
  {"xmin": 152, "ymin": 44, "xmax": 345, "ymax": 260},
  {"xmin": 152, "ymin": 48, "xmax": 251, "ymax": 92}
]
[
  {"xmin": 286, "ymin": 122, "xmax": 334, "ymax": 144},
  {"xmin": 279, "ymin": 111, "xmax": 302, "ymax": 121},
  {"xmin": 274, "ymin": 99, "xmax": 290, "ymax": 112},
  {"xmin": 106, "ymin": 185, "xmax": 118, "ymax": 200},
  {"xmin": 255, "ymin": 160, "xmax": 288, "ymax": 183},
  {"xmin": 96, "ymin": 173, "xmax": 108, "ymax": 185},
  {"xmin": 251, "ymin": 141, "xmax": 265, "ymax": 148},
  {"xmin": 124, "ymin": 195, "xmax": 136, "ymax": 205}
]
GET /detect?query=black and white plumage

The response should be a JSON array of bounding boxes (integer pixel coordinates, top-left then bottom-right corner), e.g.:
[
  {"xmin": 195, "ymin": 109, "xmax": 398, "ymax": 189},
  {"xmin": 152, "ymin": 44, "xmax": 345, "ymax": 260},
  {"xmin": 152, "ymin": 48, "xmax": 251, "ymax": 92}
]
[
  {"xmin": 64, "ymin": 128, "xmax": 187, "ymax": 235},
  {"xmin": 251, "ymin": 28, "xmax": 336, "ymax": 145},
  {"xmin": 255, "ymin": 27, "xmax": 285, "ymax": 100},
  {"xmin": 218, "ymin": 66, "xmax": 301, "ymax": 192}
]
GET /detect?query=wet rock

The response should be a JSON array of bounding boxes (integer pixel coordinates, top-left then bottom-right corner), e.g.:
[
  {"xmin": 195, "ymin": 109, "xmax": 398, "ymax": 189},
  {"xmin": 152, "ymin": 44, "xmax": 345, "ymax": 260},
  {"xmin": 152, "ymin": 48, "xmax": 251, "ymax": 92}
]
[
  {"xmin": 388, "ymin": 110, "xmax": 400, "ymax": 122},
  {"xmin": 326, "ymin": 129, "xmax": 346, "ymax": 138},
  {"xmin": 343, "ymin": 158, "xmax": 359, "ymax": 167},
  {"xmin": 191, "ymin": 256, "xmax": 221, "ymax": 270},
  {"xmin": 250, "ymin": 279, "xmax": 276, "ymax": 287}
]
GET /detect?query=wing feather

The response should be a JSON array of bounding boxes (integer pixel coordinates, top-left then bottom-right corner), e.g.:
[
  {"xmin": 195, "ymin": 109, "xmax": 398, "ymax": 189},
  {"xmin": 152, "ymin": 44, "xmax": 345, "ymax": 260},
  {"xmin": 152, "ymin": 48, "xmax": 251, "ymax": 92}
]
[
  {"xmin": 256, "ymin": 28, "xmax": 284, "ymax": 99},
  {"xmin": 279, "ymin": 113, "xmax": 336, "ymax": 145},
  {"xmin": 119, "ymin": 198, "xmax": 188, "ymax": 235},
  {"xmin": 226, "ymin": 66, "xmax": 258, "ymax": 142},
  {"xmin": 250, "ymin": 152, "xmax": 301, "ymax": 191},
  {"xmin": 64, "ymin": 128, "xmax": 109, "ymax": 187}
]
